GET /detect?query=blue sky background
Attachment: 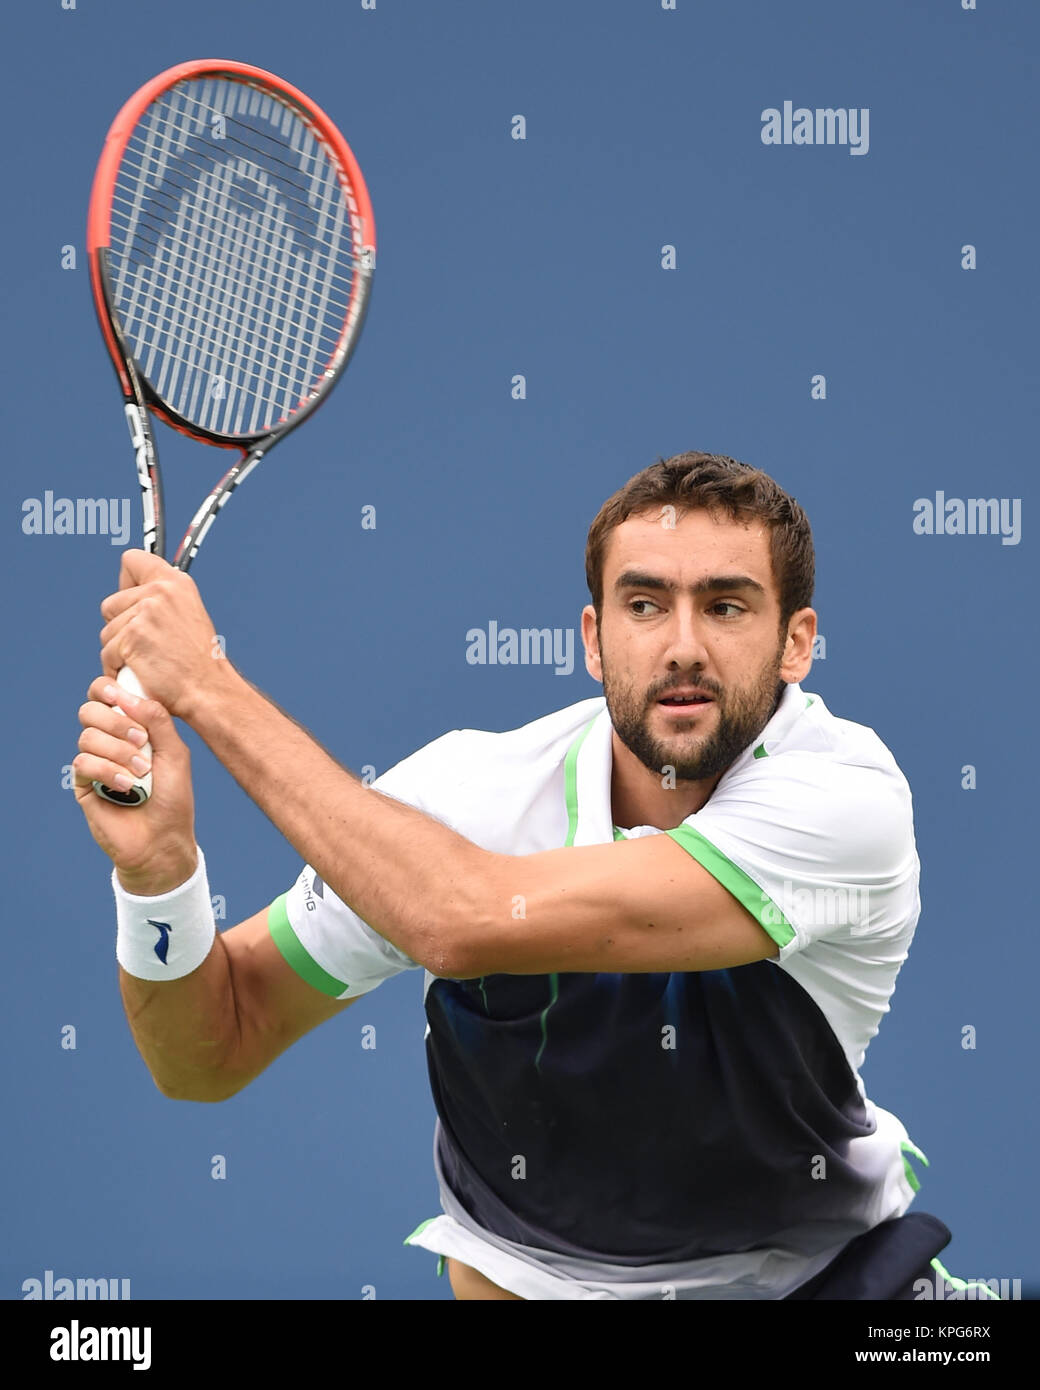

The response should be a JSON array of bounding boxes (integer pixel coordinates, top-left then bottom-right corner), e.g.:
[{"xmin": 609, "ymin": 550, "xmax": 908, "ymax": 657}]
[{"xmin": 2, "ymin": 0, "xmax": 1037, "ymax": 1300}]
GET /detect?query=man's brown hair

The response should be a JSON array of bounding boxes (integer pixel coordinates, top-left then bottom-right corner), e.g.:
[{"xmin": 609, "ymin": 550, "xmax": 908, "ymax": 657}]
[{"xmin": 585, "ymin": 451, "xmax": 815, "ymax": 630}]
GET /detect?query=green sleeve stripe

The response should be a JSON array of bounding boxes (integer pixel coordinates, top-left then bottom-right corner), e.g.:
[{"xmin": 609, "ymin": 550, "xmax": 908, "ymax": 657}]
[
  {"xmin": 268, "ymin": 893, "xmax": 349, "ymax": 997},
  {"xmin": 664, "ymin": 824, "xmax": 796, "ymax": 949}
]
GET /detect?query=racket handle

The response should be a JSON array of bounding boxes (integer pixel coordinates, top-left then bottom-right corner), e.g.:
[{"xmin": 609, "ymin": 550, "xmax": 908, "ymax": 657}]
[{"xmin": 92, "ymin": 666, "xmax": 153, "ymax": 807}]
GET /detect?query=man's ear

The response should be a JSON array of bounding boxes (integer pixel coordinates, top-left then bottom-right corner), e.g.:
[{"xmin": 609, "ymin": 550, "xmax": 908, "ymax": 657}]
[
  {"xmin": 581, "ymin": 605, "xmax": 603, "ymax": 682},
  {"xmin": 780, "ymin": 607, "xmax": 817, "ymax": 683}
]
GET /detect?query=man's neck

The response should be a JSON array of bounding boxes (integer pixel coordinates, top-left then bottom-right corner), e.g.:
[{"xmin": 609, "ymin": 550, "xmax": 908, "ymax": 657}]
[{"xmin": 609, "ymin": 735, "xmax": 725, "ymax": 831}]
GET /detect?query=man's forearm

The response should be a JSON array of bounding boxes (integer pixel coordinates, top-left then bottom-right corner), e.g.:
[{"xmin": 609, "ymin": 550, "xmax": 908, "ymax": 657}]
[
  {"xmin": 118, "ymin": 945, "xmax": 239, "ymax": 1102},
  {"xmin": 182, "ymin": 664, "xmax": 485, "ymax": 975}
]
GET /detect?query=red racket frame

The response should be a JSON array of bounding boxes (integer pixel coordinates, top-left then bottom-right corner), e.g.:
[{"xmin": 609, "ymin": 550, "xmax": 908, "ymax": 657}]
[{"xmin": 86, "ymin": 57, "xmax": 376, "ymax": 568}]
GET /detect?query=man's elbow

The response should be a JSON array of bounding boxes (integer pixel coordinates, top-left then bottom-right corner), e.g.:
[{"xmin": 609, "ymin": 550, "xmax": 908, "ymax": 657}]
[
  {"xmin": 412, "ymin": 933, "xmax": 479, "ymax": 982},
  {"xmin": 410, "ymin": 855, "xmax": 498, "ymax": 980},
  {"xmin": 151, "ymin": 1067, "xmax": 250, "ymax": 1104}
]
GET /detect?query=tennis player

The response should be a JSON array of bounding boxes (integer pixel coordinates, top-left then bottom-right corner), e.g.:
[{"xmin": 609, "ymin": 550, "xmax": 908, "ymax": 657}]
[{"xmin": 73, "ymin": 451, "xmax": 967, "ymax": 1300}]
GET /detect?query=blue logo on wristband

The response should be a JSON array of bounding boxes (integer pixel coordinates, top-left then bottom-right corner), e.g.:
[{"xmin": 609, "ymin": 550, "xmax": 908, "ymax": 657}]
[{"xmin": 148, "ymin": 919, "xmax": 172, "ymax": 965}]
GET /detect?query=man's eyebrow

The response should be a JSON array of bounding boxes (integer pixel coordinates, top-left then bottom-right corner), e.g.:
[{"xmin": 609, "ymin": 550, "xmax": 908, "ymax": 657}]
[{"xmin": 613, "ymin": 570, "xmax": 767, "ymax": 597}]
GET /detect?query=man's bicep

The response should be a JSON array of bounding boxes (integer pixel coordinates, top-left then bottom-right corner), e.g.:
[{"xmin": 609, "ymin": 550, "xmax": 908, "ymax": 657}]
[{"xmin": 219, "ymin": 908, "xmax": 360, "ymax": 1089}]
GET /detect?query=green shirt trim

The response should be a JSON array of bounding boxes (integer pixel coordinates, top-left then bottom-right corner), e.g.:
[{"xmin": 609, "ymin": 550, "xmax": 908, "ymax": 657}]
[
  {"xmin": 268, "ymin": 892, "xmax": 349, "ymax": 997},
  {"xmin": 664, "ymin": 824, "xmax": 796, "ymax": 949},
  {"xmin": 563, "ymin": 714, "xmax": 599, "ymax": 847}
]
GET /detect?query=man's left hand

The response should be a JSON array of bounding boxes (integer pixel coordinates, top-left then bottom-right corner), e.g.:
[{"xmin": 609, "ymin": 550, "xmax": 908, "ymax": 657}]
[{"xmin": 98, "ymin": 550, "xmax": 224, "ymax": 720}]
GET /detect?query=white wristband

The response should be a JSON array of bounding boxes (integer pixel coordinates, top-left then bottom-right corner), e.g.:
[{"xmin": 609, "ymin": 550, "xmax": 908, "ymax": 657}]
[{"xmin": 114, "ymin": 847, "xmax": 216, "ymax": 981}]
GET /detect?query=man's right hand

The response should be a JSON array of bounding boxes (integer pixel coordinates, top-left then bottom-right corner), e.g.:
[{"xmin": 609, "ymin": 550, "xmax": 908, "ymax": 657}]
[{"xmin": 73, "ymin": 675, "xmax": 198, "ymax": 895}]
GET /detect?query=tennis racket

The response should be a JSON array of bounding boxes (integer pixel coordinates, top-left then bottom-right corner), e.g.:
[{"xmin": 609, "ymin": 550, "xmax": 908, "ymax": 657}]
[{"xmin": 87, "ymin": 58, "xmax": 375, "ymax": 806}]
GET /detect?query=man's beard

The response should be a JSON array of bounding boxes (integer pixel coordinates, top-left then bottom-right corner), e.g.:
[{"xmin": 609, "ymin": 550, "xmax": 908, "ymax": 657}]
[{"xmin": 602, "ymin": 641, "xmax": 786, "ymax": 783}]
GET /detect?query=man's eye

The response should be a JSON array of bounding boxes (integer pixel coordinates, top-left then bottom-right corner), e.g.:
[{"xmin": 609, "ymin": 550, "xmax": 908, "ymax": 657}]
[
  {"xmin": 629, "ymin": 599, "xmax": 658, "ymax": 616},
  {"xmin": 711, "ymin": 602, "xmax": 744, "ymax": 617}
]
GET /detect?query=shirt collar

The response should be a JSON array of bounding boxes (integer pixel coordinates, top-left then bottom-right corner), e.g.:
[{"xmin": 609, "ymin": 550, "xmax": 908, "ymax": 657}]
[{"xmin": 564, "ymin": 682, "xmax": 808, "ymax": 846}]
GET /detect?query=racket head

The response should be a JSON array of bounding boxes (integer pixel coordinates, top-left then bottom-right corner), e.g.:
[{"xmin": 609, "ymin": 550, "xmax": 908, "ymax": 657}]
[{"xmin": 87, "ymin": 59, "xmax": 375, "ymax": 452}]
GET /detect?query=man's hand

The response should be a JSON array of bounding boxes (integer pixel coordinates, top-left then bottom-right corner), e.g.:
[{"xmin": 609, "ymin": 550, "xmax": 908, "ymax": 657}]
[
  {"xmin": 98, "ymin": 550, "xmax": 225, "ymax": 721},
  {"xmin": 73, "ymin": 677, "xmax": 198, "ymax": 895}
]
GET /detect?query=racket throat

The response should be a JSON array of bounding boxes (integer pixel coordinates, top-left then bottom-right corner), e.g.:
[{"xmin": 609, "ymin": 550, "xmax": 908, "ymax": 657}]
[{"xmin": 124, "ymin": 403, "xmax": 161, "ymax": 554}]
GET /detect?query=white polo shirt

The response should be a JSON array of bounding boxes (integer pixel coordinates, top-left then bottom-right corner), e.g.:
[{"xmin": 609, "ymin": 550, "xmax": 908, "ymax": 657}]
[{"xmin": 267, "ymin": 682, "xmax": 925, "ymax": 1299}]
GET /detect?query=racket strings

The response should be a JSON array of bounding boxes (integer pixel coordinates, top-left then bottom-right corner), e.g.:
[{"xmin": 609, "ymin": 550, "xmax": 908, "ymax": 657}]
[
  {"xmin": 135, "ymin": 80, "xmax": 342, "ymax": 191},
  {"xmin": 112, "ymin": 175, "xmax": 352, "ymax": 436},
  {"xmin": 111, "ymin": 197, "xmax": 356, "ymax": 318},
  {"xmin": 121, "ymin": 98, "xmax": 345, "ymax": 210},
  {"xmin": 112, "ymin": 257, "xmax": 352, "ymax": 376},
  {"xmin": 112, "ymin": 284, "xmax": 349, "ymax": 402},
  {"xmin": 110, "ymin": 172, "xmax": 359, "ymax": 294},
  {"xmin": 106, "ymin": 76, "xmax": 365, "ymax": 438},
  {"xmin": 113, "ymin": 191, "xmax": 346, "ymax": 434},
  {"xmin": 119, "ymin": 129, "xmax": 357, "ymax": 234},
  {"xmin": 134, "ymin": 341, "xmax": 317, "ymax": 418},
  {"xmin": 114, "ymin": 79, "xmax": 359, "ymax": 279}
]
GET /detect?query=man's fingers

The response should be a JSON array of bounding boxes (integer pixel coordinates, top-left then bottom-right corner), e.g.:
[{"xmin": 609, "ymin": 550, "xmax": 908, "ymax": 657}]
[
  {"xmin": 99, "ymin": 603, "xmax": 137, "ymax": 648},
  {"xmin": 99, "ymin": 637, "xmax": 130, "ymax": 680},
  {"xmin": 72, "ymin": 749, "xmax": 135, "ymax": 794},
  {"xmin": 88, "ymin": 675, "xmax": 126, "ymax": 705},
  {"xmin": 99, "ymin": 582, "xmax": 155, "ymax": 624},
  {"xmin": 86, "ymin": 678, "xmax": 184, "ymax": 756},
  {"xmin": 78, "ymin": 698, "xmax": 150, "ymax": 746},
  {"xmin": 77, "ymin": 727, "xmax": 151, "ymax": 783},
  {"xmin": 102, "ymin": 569, "xmax": 200, "ymax": 623},
  {"xmin": 99, "ymin": 596, "xmax": 164, "ymax": 671},
  {"xmin": 117, "ymin": 548, "xmax": 174, "ymax": 592},
  {"xmin": 87, "ymin": 676, "xmax": 149, "ymax": 710},
  {"xmin": 77, "ymin": 694, "xmax": 156, "ymax": 793},
  {"xmin": 75, "ymin": 680, "xmax": 190, "ymax": 801}
]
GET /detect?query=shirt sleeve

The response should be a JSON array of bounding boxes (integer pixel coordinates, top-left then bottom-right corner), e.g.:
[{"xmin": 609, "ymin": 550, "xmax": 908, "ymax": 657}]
[
  {"xmin": 663, "ymin": 751, "xmax": 920, "ymax": 961},
  {"xmin": 266, "ymin": 731, "xmax": 465, "ymax": 999}
]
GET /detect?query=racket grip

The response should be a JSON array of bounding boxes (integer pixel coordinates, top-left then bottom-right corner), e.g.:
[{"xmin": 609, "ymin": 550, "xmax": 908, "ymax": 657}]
[{"xmin": 92, "ymin": 666, "xmax": 153, "ymax": 807}]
